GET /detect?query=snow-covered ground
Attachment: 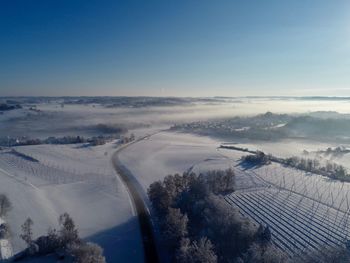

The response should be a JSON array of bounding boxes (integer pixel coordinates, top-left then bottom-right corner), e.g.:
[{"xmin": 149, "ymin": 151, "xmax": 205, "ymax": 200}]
[
  {"xmin": 0, "ymin": 141, "xmax": 143, "ymax": 262},
  {"xmin": 1, "ymin": 127, "xmax": 347, "ymax": 259},
  {"xmin": 3, "ymin": 98, "xmax": 350, "ymax": 260},
  {"xmin": 230, "ymin": 139, "xmax": 350, "ymax": 170},
  {"xmin": 231, "ymin": 139, "xmax": 336, "ymax": 158},
  {"xmin": 119, "ymin": 131, "xmax": 350, "ymax": 256},
  {"xmin": 118, "ymin": 132, "xmax": 226, "ymax": 191}
]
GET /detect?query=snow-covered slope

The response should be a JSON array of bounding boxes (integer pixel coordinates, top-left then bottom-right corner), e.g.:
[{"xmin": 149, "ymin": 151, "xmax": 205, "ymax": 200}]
[
  {"xmin": 0, "ymin": 142, "xmax": 143, "ymax": 262},
  {"xmin": 118, "ymin": 132, "xmax": 225, "ymax": 191},
  {"xmin": 118, "ymin": 131, "xmax": 350, "ymax": 256}
]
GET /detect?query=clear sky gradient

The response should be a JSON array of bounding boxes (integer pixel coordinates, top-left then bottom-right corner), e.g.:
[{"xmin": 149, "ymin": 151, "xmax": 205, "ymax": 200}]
[{"xmin": 1, "ymin": 0, "xmax": 350, "ymax": 97}]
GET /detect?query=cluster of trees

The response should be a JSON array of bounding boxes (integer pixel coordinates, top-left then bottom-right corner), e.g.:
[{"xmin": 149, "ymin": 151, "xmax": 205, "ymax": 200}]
[
  {"xmin": 0, "ymin": 194, "xmax": 11, "ymax": 240},
  {"xmin": 17, "ymin": 213, "xmax": 105, "ymax": 263},
  {"xmin": 305, "ymin": 146, "xmax": 350, "ymax": 158},
  {"xmin": 0, "ymin": 103, "xmax": 22, "ymax": 111},
  {"xmin": 323, "ymin": 146, "xmax": 350, "ymax": 157},
  {"xmin": 242, "ymin": 151, "xmax": 272, "ymax": 166},
  {"xmin": 147, "ymin": 170, "xmax": 350, "ymax": 263},
  {"xmin": 120, "ymin": 133, "xmax": 135, "ymax": 144},
  {"xmin": 148, "ymin": 170, "xmax": 285, "ymax": 263},
  {"xmin": 0, "ymin": 194, "xmax": 12, "ymax": 217},
  {"xmin": 205, "ymin": 170, "xmax": 236, "ymax": 194},
  {"xmin": 0, "ymin": 134, "xmax": 120, "ymax": 147},
  {"xmin": 239, "ymin": 148, "xmax": 350, "ymax": 182},
  {"xmin": 220, "ymin": 145, "xmax": 252, "ymax": 153},
  {"xmin": 284, "ymin": 156, "xmax": 349, "ymax": 181},
  {"xmin": 88, "ymin": 136, "xmax": 114, "ymax": 146},
  {"xmin": 0, "ymin": 136, "xmax": 85, "ymax": 147}
]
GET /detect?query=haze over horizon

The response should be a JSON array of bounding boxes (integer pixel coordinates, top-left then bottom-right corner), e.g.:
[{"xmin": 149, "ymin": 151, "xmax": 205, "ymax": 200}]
[{"xmin": 1, "ymin": 0, "xmax": 350, "ymax": 97}]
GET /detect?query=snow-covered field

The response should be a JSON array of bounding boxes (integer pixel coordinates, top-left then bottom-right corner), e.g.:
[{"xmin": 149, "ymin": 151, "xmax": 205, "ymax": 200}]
[
  {"xmin": 226, "ymin": 188, "xmax": 350, "ymax": 256},
  {"xmin": 3, "ymin": 98, "xmax": 350, "ymax": 260},
  {"xmin": 0, "ymin": 142, "xmax": 143, "ymax": 262},
  {"xmin": 118, "ymin": 132, "xmax": 226, "ymax": 191},
  {"xmin": 231, "ymin": 139, "xmax": 335, "ymax": 158},
  {"xmin": 230, "ymin": 139, "xmax": 350, "ymax": 170},
  {"xmin": 119, "ymin": 131, "xmax": 350, "ymax": 256}
]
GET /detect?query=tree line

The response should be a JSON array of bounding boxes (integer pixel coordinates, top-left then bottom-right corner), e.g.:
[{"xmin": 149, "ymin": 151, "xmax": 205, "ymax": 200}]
[
  {"xmin": 0, "ymin": 194, "xmax": 11, "ymax": 240},
  {"xmin": 241, "ymin": 150, "xmax": 350, "ymax": 182},
  {"xmin": 0, "ymin": 133, "xmax": 136, "ymax": 147}
]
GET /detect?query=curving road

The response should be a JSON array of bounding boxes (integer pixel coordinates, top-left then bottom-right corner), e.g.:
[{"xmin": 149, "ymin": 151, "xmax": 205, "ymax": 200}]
[{"xmin": 112, "ymin": 135, "xmax": 160, "ymax": 263}]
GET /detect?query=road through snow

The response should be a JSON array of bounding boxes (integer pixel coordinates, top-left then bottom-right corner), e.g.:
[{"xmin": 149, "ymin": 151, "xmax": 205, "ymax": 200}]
[{"xmin": 112, "ymin": 134, "xmax": 160, "ymax": 263}]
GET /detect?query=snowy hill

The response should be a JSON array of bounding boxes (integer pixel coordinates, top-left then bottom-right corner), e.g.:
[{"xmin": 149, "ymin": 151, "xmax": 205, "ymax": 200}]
[{"xmin": 0, "ymin": 141, "xmax": 143, "ymax": 262}]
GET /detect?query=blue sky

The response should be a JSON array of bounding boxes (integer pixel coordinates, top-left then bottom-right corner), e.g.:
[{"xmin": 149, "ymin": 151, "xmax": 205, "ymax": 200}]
[{"xmin": 1, "ymin": 0, "xmax": 350, "ymax": 96}]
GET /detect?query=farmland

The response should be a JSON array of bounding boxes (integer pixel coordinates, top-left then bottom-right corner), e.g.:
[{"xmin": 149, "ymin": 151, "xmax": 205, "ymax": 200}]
[{"xmin": 119, "ymin": 130, "xmax": 350, "ymax": 258}]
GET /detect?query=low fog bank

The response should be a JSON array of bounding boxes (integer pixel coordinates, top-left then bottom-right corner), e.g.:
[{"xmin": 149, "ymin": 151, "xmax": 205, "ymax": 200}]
[
  {"xmin": 173, "ymin": 112, "xmax": 350, "ymax": 142},
  {"xmin": 1, "ymin": 96, "xmax": 350, "ymax": 140}
]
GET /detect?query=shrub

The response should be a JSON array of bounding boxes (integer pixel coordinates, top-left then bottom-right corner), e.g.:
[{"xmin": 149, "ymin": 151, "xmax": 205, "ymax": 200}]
[
  {"xmin": 242, "ymin": 151, "xmax": 271, "ymax": 166},
  {"xmin": 72, "ymin": 242, "xmax": 106, "ymax": 263}
]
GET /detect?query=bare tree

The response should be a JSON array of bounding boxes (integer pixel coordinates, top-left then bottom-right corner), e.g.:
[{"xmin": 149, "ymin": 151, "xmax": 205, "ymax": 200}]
[
  {"xmin": 0, "ymin": 194, "xmax": 11, "ymax": 217},
  {"xmin": 20, "ymin": 217, "xmax": 33, "ymax": 246},
  {"xmin": 59, "ymin": 213, "xmax": 79, "ymax": 246}
]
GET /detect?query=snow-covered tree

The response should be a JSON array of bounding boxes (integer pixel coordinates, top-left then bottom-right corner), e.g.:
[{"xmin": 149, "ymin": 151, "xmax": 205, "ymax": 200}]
[
  {"xmin": 59, "ymin": 213, "xmax": 79, "ymax": 246},
  {"xmin": 20, "ymin": 217, "xmax": 34, "ymax": 246},
  {"xmin": 72, "ymin": 242, "xmax": 106, "ymax": 263},
  {"xmin": 177, "ymin": 237, "xmax": 217, "ymax": 263},
  {"xmin": 162, "ymin": 208, "xmax": 188, "ymax": 249},
  {"xmin": 0, "ymin": 194, "xmax": 11, "ymax": 216},
  {"xmin": 244, "ymin": 243, "xmax": 287, "ymax": 263}
]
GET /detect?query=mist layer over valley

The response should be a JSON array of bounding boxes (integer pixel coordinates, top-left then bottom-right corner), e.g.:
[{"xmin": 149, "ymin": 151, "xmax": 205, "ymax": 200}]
[{"xmin": 2, "ymin": 96, "xmax": 350, "ymax": 138}]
